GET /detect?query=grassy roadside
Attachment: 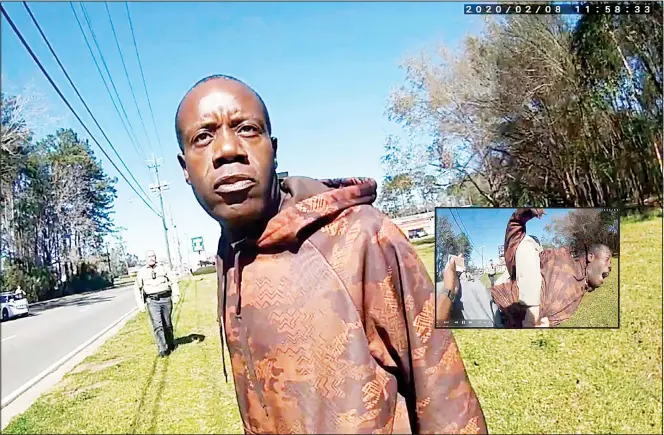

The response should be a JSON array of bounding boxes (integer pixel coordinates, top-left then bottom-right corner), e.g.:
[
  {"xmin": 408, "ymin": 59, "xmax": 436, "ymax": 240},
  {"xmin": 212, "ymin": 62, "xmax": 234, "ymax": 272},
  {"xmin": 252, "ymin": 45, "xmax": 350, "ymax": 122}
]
[
  {"xmin": 4, "ymin": 217, "xmax": 662, "ymax": 434},
  {"xmin": 4, "ymin": 275, "xmax": 242, "ymax": 434}
]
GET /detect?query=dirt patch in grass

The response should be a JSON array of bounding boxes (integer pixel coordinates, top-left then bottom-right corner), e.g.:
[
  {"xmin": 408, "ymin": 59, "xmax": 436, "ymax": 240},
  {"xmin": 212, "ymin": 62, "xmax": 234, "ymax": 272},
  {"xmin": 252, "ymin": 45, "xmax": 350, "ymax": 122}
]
[
  {"xmin": 66, "ymin": 381, "xmax": 109, "ymax": 399},
  {"xmin": 70, "ymin": 357, "xmax": 128, "ymax": 375}
]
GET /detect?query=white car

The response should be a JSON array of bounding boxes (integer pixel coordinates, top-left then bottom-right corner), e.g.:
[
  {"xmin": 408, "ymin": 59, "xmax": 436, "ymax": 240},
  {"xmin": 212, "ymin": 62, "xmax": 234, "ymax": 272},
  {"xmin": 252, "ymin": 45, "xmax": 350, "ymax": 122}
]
[{"xmin": 1, "ymin": 292, "xmax": 29, "ymax": 321}]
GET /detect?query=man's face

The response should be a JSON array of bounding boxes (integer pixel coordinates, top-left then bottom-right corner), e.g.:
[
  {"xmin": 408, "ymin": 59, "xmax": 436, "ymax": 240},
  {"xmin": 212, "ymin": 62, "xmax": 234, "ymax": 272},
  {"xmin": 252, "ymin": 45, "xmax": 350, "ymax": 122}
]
[
  {"xmin": 176, "ymin": 79, "xmax": 277, "ymax": 228},
  {"xmin": 146, "ymin": 251, "xmax": 157, "ymax": 267},
  {"xmin": 586, "ymin": 249, "xmax": 612, "ymax": 290}
]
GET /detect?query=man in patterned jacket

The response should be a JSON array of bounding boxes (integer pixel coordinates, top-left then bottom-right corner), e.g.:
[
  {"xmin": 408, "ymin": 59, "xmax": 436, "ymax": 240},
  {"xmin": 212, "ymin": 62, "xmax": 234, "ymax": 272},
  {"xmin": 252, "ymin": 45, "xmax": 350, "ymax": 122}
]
[
  {"xmin": 490, "ymin": 208, "xmax": 613, "ymax": 328},
  {"xmin": 174, "ymin": 74, "xmax": 486, "ymax": 434}
]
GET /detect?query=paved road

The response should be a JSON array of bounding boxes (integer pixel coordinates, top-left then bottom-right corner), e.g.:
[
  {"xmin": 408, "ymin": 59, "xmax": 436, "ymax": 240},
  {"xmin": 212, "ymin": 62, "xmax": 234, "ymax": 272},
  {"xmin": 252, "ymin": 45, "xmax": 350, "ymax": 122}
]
[
  {"xmin": 451, "ymin": 274, "xmax": 500, "ymax": 328},
  {"xmin": 0, "ymin": 285, "xmax": 136, "ymax": 401}
]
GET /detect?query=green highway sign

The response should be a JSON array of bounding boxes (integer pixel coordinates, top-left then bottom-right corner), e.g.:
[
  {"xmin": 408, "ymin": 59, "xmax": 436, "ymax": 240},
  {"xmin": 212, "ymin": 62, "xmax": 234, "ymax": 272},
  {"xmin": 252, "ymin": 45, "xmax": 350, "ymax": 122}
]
[{"xmin": 191, "ymin": 236, "xmax": 204, "ymax": 253}]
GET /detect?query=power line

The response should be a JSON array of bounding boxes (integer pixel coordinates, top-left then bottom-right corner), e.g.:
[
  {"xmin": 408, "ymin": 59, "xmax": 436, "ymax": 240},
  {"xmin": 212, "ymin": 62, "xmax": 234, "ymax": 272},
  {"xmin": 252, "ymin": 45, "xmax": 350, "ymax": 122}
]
[
  {"xmin": 125, "ymin": 1, "xmax": 164, "ymax": 159},
  {"xmin": 104, "ymin": 1, "xmax": 155, "ymax": 156},
  {"xmin": 21, "ymin": 2, "xmax": 154, "ymax": 207},
  {"xmin": 449, "ymin": 208, "xmax": 478, "ymax": 252},
  {"xmin": 78, "ymin": 2, "xmax": 146, "ymax": 161},
  {"xmin": 452, "ymin": 208, "xmax": 478, "ymax": 249},
  {"xmin": 69, "ymin": 2, "xmax": 145, "ymax": 164},
  {"xmin": 1, "ymin": 5, "xmax": 161, "ymax": 219}
]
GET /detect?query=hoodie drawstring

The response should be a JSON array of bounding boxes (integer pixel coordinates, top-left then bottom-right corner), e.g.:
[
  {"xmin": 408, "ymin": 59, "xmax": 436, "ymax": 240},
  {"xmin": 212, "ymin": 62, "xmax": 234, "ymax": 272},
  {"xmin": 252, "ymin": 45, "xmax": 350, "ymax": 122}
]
[{"xmin": 220, "ymin": 270, "xmax": 229, "ymax": 383}]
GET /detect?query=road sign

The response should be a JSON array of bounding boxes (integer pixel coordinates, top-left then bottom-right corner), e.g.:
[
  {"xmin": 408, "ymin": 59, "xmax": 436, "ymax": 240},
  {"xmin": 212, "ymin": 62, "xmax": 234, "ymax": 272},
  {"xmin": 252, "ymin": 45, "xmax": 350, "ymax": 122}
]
[{"xmin": 191, "ymin": 236, "xmax": 204, "ymax": 253}]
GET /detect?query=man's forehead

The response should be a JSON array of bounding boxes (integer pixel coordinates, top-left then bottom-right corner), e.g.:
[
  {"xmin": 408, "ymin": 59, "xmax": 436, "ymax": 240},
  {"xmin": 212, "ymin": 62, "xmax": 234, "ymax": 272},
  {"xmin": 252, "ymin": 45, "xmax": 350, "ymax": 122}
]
[{"xmin": 180, "ymin": 80, "xmax": 265, "ymax": 120}]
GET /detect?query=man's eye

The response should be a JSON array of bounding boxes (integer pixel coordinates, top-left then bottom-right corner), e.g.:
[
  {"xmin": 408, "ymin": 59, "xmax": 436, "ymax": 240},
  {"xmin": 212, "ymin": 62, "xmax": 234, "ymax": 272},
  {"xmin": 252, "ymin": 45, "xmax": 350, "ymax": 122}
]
[
  {"xmin": 193, "ymin": 132, "xmax": 213, "ymax": 144},
  {"xmin": 238, "ymin": 125, "xmax": 259, "ymax": 135}
]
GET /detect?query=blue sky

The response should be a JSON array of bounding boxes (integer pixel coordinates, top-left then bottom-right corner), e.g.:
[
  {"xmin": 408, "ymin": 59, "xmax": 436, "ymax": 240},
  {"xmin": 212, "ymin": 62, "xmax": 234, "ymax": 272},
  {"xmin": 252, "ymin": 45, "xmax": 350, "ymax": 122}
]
[
  {"xmin": 2, "ymin": 2, "xmax": 483, "ymax": 262},
  {"xmin": 435, "ymin": 208, "xmax": 573, "ymax": 268}
]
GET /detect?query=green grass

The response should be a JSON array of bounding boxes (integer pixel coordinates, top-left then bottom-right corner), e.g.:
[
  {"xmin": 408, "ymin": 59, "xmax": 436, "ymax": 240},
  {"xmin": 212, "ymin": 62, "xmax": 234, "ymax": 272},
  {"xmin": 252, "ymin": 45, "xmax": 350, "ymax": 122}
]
[
  {"xmin": 192, "ymin": 265, "xmax": 217, "ymax": 276},
  {"xmin": 479, "ymin": 273, "xmax": 491, "ymax": 288},
  {"xmin": 4, "ymin": 218, "xmax": 662, "ymax": 434},
  {"xmin": 4, "ymin": 276, "xmax": 242, "ymax": 434}
]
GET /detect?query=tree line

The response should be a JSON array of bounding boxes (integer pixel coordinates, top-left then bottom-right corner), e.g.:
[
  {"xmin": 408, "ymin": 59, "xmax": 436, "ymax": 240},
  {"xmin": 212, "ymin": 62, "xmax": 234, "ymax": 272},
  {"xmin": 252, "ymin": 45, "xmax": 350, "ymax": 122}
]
[
  {"xmin": 1, "ymin": 91, "xmax": 121, "ymax": 302},
  {"xmin": 543, "ymin": 209, "xmax": 620, "ymax": 257},
  {"xmin": 379, "ymin": 8, "xmax": 662, "ymax": 214}
]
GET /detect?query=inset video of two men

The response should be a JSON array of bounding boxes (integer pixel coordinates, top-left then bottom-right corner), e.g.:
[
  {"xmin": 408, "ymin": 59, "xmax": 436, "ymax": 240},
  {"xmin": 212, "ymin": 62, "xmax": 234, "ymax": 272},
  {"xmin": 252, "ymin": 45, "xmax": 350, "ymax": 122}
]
[{"xmin": 433, "ymin": 207, "xmax": 619, "ymax": 329}]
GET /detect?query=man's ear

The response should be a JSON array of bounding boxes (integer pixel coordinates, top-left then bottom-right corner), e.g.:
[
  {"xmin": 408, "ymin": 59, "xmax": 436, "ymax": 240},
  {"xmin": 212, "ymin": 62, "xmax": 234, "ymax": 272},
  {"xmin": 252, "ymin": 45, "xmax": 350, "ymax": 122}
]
[
  {"xmin": 271, "ymin": 136, "xmax": 278, "ymax": 156},
  {"xmin": 177, "ymin": 153, "xmax": 190, "ymax": 185}
]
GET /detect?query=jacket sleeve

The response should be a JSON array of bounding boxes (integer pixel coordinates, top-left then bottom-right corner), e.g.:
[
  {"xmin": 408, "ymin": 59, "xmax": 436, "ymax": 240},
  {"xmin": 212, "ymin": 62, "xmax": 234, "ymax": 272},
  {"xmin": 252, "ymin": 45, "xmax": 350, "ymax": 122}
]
[
  {"xmin": 133, "ymin": 272, "xmax": 144, "ymax": 309},
  {"xmin": 503, "ymin": 208, "xmax": 536, "ymax": 280},
  {"xmin": 364, "ymin": 218, "xmax": 487, "ymax": 434}
]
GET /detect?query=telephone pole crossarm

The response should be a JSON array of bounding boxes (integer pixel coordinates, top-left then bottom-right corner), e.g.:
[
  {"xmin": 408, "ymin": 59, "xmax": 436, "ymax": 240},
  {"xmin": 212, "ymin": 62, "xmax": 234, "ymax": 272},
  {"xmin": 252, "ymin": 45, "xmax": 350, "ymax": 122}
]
[{"xmin": 147, "ymin": 154, "xmax": 173, "ymax": 270}]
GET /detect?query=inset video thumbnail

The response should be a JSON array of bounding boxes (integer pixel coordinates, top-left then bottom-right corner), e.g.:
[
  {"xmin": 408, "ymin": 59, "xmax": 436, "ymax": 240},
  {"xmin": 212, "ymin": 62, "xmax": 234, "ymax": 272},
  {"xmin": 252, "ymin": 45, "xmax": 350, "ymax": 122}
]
[{"xmin": 434, "ymin": 207, "xmax": 620, "ymax": 329}]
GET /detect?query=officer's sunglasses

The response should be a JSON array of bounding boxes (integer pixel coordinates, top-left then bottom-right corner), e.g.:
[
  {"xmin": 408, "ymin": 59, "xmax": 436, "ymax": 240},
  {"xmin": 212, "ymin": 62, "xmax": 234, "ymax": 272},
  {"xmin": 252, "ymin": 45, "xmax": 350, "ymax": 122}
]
[{"xmin": 151, "ymin": 270, "xmax": 156, "ymax": 280}]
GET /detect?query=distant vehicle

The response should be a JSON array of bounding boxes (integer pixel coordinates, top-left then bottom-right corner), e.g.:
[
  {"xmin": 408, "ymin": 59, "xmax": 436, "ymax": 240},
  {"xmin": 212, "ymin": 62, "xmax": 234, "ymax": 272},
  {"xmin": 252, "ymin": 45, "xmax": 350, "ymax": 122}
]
[
  {"xmin": 1, "ymin": 292, "xmax": 29, "ymax": 321},
  {"xmin": 407, "ymin": 229, "xmax": 428, "ymax": 239}
]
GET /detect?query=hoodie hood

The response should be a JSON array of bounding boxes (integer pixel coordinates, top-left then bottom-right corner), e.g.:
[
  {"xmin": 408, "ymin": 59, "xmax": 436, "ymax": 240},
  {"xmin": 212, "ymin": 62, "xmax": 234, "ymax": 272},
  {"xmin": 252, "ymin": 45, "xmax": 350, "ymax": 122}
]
[
  {"xmin": 215, "ymin": 176, "xmax": 377, "ymax": 386},
  {"xmin": 256, "ymin": 176, "xmax": 377, "ymax": 248}
]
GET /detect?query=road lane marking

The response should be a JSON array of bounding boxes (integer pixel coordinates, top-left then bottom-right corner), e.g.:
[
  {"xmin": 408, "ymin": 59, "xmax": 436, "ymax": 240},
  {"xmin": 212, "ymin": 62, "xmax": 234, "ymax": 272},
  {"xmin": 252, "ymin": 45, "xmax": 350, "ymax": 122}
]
[{"xmin": 1, "ymin": 335, "xmax": 16, "ymax": 342}]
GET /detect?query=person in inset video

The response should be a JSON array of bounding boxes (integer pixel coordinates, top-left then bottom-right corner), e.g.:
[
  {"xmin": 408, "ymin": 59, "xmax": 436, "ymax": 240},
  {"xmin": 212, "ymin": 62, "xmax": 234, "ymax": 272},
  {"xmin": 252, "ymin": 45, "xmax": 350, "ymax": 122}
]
[
  {"xmin": 486, "ymin": 259, "xmax": 496, "ymax": 288},
  {"xmin": 174, "ymin": 74, "xmax": 486, "ymax": 434},
  {"xmin": 490, "ymin": 208, "xmax": 613, "ymax": 328}
]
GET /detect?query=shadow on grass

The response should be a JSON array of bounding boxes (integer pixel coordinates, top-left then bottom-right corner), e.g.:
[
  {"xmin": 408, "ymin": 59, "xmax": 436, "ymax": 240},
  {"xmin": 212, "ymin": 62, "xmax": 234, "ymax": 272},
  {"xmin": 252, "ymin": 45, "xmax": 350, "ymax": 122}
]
[
  {"xmin": 175, "ymin": 333, "xmax": 205, "ymax": 346},
  {"xmin": 128, "ymin": 280, "xmax": 195, "ymax": 434}
]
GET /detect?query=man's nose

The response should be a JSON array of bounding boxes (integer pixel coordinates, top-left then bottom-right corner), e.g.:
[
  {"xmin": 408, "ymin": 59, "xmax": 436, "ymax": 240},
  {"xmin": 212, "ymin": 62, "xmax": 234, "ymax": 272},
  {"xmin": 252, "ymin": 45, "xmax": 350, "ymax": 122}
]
[{"xmin": 211, "ymin": 128, "xmax": 247, "ymax": 167}]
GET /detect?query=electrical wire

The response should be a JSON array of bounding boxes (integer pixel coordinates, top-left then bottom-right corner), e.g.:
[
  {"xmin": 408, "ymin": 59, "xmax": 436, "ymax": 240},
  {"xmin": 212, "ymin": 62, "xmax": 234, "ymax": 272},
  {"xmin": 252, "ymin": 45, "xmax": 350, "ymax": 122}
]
[
  {"xmin": 452, "ymin": 208, "xmax": 478, "ymax": 249},
  {"xmin": 69, "ymin": 2, "xmax": 145, "ymax": 164},
  {"xmin": 78, "ymin": 2, "xmax": 146, "ymax": 161},
  {"xmin": 21, "ymin": 2, "xmax": 155, "ymax": 207},
  {"xmin": 449, "ymin": 208, "xmax": 478, "ymax": 252},
  {"xmin": 124, "ymin": 1, "xmax": 164, "ymax": 159},
  {"xmin": 104, "ymin": 1, "xmax": 155, "ymax": 156},
  {"xmin": 1, "ymin": 5, "xmax": 162, "ymax": 219}
]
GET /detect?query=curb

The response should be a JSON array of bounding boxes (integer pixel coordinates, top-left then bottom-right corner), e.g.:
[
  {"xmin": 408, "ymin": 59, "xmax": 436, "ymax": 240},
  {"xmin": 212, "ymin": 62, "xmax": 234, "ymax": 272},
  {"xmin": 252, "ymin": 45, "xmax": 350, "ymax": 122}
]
[{"xmin": 0, "ymin": 306, "xmax": 138, "ymax": 409}]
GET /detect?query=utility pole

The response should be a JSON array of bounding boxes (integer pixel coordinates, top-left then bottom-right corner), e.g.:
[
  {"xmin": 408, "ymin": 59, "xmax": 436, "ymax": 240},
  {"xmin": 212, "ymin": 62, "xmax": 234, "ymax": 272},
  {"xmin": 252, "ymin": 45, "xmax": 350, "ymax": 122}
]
[
  {"xmin": 147, "ymin": 154, "xmax": 173, "ymax": 270},
  {"xmin": 183, "ymin": 231, "xmax": 192, "ymax": 270},
  {"xmin": 479, "ymin": 245, "xmax": 484, "ymax": 272},
  {"xmin": 168, "ymin": 204, "xmax": 183, "ymax": 270},
  {"xmin": 105, "ymin": 242, "xmax": 112, "ymax": 276}
]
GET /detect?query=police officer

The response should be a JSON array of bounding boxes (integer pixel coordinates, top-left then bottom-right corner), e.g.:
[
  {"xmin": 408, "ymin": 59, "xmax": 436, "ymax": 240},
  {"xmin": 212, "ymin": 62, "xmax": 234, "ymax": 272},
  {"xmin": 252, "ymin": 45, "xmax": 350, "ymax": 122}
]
[{"xmin": 133, "ymin": 250, "xmax": 180, "ymax": 357}]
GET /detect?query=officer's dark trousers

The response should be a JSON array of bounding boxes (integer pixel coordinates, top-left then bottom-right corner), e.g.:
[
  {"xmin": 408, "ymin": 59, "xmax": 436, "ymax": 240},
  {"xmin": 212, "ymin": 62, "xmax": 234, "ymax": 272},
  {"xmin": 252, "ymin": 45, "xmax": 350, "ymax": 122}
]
[{"xmin": 146, "ymin": 296, "xmax": 174, "ymax": 355}]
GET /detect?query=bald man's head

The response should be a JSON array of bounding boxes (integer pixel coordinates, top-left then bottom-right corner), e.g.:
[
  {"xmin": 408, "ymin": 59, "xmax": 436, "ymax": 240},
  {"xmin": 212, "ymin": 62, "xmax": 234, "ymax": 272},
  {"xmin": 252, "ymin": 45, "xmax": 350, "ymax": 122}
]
[
  {"xmin": 175, "ymin": 75, "xmax": 271, "ymax": 151},
  {"xmin": 145, "ymin": 250, "xmax": 157, "ymax": 266},
  {"xmin": 174, "ymin": 75, "xmax": 279, "ymax": 232}
]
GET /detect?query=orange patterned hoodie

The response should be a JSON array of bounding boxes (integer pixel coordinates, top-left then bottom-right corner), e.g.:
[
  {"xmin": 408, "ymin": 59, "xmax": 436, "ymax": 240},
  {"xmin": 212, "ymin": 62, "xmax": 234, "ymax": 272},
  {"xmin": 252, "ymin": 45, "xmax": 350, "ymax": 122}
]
[{"xmin": 215, "ymin": 177, "xmax": 486, "ymax": 434}]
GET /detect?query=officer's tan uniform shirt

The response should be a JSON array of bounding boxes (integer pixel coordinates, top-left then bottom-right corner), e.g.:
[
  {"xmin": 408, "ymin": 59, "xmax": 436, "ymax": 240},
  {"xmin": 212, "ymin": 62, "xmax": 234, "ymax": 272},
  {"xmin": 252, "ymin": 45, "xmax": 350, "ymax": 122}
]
[{"xmin": 133, "ymin": 264, "xmax": 180, "ymax": 309}]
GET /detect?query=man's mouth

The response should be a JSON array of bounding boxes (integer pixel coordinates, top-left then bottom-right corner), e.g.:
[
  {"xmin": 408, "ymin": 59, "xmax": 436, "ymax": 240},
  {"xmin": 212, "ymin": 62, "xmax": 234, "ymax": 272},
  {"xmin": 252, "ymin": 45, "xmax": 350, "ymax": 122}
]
[{"xmin": 214, "ymin": 173, "xmax": 257, "ymax": 194}]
